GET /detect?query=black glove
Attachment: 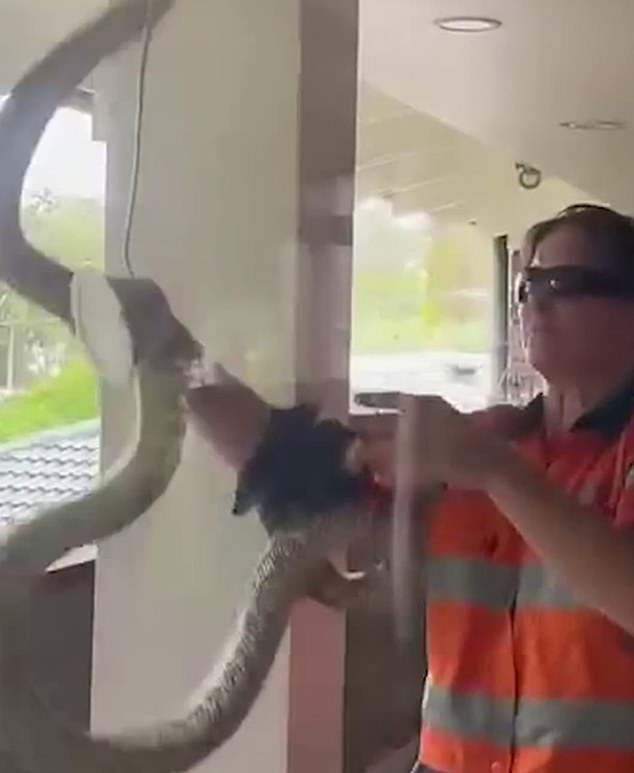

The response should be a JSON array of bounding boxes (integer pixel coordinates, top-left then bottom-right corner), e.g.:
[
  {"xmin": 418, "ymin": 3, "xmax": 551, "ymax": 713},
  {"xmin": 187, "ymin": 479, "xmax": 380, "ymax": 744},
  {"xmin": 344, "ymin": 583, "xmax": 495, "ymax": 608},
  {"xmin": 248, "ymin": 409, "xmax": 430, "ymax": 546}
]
[{"xmin": 232, "ymin": 404, "xmax": 368, "ymax": 532}]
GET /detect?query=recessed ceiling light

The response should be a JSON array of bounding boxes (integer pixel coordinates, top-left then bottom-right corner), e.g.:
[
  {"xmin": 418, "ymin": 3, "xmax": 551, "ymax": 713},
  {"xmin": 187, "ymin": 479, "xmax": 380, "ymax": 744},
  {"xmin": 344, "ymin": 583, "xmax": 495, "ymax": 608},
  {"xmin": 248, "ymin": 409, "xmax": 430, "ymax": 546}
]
[
  {"xmin": 559, "ymin": 120, "xmax": 626, "ymax": 131},
  {"xmin": 434, "ymin": 16, "xmax": 502, "ymax": 33}
]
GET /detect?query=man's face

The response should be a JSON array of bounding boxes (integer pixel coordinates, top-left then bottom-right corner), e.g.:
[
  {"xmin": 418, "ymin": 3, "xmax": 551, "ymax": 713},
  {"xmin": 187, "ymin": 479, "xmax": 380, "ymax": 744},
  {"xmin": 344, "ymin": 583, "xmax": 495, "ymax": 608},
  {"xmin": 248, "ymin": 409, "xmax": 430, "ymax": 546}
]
[{"xmin": 519, "ymin": 224, "xmax": 634, "ymax": 386}]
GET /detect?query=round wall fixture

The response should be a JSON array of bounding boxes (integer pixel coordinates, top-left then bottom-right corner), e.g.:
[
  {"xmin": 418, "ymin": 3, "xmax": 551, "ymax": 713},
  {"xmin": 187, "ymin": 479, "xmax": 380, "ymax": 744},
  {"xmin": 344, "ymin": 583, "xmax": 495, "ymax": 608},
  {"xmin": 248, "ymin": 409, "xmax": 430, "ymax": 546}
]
[
  {"xmin": 434, "ymin": 16, "xmax": 502, "ymax": 33},
  {"xmin": 515, "ymin": 162, "xmax": 542, "ymax": 190},
  {"xmin": 559, "ymin": 120, "xmax": 625, "ymax": 131}
]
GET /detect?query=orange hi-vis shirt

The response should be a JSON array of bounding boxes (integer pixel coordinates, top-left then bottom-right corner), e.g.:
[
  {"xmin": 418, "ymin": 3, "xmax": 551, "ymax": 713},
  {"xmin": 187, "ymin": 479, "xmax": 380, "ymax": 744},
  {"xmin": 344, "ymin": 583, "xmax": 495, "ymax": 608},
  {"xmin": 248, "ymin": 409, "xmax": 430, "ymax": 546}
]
[{"xmin": 418, "ymin": 384, "xmax": 634, "ymax": 773}]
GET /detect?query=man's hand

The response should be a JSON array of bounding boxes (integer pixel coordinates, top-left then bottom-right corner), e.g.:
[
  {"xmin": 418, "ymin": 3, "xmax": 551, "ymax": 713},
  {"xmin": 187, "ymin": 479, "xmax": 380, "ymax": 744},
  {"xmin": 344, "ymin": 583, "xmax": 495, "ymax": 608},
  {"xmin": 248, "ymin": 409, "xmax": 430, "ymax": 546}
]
[
  {"xmin": 350, "ymin": 397, "xmax": 526, "ymax": 491},
  {"xmin": 348, "ymin": 411, "xmax": 397, "ymax": 487},
  {"xmin": 395, "ymin": 394, "xmax": 510, "ymax": 490}
]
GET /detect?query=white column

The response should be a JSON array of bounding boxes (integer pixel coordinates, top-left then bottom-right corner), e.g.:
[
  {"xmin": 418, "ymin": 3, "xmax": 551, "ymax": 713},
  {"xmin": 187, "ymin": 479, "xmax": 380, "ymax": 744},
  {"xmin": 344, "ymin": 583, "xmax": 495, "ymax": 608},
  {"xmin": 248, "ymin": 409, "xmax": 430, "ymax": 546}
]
[{"xmin": 92, "ymin": 2, "xmax": 300, "ymax": 771}]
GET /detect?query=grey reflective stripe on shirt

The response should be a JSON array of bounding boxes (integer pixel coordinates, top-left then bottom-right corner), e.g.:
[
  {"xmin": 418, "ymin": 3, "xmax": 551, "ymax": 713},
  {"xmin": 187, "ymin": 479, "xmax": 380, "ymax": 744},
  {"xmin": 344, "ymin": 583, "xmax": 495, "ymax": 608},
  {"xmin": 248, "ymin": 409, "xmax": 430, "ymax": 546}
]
[
  {"xmin": 515, "ymin": 562, "xmax": 580, "ymax": 608},
  {"xmin": 422, "ymin": 682, "xmax": 634, "ymax": 749},
  {"xmin": 426, "ymin": 556, "xmax": 580, "ymax": 610},
  {"xmin": 425, "ymin": 556, "xmax": 516, "ymax": 609},
  {"xmin": 422, "ymin": 680, "xmax": 515, "ymax": 746}
]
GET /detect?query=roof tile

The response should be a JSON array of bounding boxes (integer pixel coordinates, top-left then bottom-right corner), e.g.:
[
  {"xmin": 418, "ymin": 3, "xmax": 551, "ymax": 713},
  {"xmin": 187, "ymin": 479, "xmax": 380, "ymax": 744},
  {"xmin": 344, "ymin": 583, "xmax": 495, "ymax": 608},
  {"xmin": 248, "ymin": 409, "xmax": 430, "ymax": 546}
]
[{"xmin": 0, "ymin": 420, "xmax": 100, "ymax": 525}]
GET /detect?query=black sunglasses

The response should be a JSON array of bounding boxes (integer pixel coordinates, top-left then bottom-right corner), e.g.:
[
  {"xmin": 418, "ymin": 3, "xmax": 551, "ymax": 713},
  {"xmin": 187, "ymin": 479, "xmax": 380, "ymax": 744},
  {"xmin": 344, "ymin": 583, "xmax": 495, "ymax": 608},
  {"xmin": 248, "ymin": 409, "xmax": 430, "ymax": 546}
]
[{"xmin": 515, "ymin": 265, "xmax": 634, "ymax": 305}]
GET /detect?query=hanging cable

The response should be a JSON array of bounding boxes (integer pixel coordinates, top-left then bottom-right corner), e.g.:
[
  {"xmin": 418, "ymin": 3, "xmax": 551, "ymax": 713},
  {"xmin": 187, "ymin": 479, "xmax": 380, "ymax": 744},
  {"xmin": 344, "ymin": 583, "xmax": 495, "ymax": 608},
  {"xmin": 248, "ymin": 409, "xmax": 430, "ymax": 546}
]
[{"xmin": 122, "ymin": 0, "xmax": 154, "ymax": 277}]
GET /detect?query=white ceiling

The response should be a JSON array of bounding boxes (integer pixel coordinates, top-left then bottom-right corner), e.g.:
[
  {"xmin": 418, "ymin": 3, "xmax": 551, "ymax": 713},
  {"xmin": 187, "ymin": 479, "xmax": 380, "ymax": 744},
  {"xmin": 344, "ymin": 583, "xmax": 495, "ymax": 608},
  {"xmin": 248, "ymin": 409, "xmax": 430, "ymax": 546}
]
[
  {"xmin": 355, "ymin": 82, "xmax": 600, "ymax": 243},
  {"xmin": 1, "ymin": 0, "xmax": 632, "ymax": 236},
  {"xmin": 0, "ymin": 0, "xmax": 104, "ymax": 94},
  {"xmin": 359, "ymin": 0, "xmax": 634, "ymax": 216}
]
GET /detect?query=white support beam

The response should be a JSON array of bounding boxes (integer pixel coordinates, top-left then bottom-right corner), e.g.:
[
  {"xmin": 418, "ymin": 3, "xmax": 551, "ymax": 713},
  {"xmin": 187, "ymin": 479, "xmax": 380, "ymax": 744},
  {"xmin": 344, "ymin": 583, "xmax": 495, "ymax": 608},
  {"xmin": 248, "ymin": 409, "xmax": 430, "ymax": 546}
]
[{"xmin": 92, "ymin": 0, "xmax": 358, "ymax": 770}]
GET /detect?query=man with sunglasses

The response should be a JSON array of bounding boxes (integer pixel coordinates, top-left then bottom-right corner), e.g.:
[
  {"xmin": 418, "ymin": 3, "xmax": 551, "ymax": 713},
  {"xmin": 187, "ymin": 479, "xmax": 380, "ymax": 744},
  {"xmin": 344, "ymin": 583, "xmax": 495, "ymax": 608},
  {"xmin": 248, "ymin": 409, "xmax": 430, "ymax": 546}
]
[
  {"xmin": 376, "ymin": 204, "xmax": 634, "ymax": 773},
  {"xmin": 188, "ymin": 204, "xmax": 634, "ymax": 773}
]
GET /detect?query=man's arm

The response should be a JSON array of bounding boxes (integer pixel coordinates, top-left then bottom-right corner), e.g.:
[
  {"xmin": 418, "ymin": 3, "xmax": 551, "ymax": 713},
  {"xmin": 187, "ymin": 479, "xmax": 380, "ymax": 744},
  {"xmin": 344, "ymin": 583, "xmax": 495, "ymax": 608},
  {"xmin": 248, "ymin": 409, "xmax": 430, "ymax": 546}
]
[{"xmin": 484, "ymin": 447, "xmax": 634, "ymax": 635}]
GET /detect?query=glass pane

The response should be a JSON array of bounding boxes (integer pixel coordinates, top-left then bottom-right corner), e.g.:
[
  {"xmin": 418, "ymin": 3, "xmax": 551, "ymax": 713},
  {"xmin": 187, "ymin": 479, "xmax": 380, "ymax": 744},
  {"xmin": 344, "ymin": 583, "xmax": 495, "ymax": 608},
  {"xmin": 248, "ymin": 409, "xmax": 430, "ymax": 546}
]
[
  {"xmin": 0, "ymin": 102, "xmax": 104, "ymax": 522},
  {"xmin": 350, "ymin": 82, "xmax": 601, "ymax": 412},
  {"xmin": 0, "ymin": 104, "xmax": 106, "ymax": 428}
]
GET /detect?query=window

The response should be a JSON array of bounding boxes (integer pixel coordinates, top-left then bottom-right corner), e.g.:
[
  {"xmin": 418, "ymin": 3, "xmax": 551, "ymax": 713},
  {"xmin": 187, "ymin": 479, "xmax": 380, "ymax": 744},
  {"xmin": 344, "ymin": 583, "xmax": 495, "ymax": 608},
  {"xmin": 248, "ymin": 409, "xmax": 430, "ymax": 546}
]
[
  {"xmin": 350, "ymin": 83, "xmax": 600, "ymax": 412},
  {"xmin": 0, "ymin": 101, "xmax": 105, "ymax": 442}
]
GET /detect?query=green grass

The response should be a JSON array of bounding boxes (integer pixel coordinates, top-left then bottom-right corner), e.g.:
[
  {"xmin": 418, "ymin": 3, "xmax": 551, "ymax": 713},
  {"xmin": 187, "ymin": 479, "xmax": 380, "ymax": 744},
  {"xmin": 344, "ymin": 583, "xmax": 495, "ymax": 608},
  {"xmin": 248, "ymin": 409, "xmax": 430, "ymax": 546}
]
[
  {"xmin": 351, "ymin": 315, "xmax": 490, "ymax": 354},
  {"xmin": 0, "ymin": 358, "xmax": 99, "ymax": 443},
  {"xmin": 351, "ymin": 264, "xmax": 492, "ymax": 355}
]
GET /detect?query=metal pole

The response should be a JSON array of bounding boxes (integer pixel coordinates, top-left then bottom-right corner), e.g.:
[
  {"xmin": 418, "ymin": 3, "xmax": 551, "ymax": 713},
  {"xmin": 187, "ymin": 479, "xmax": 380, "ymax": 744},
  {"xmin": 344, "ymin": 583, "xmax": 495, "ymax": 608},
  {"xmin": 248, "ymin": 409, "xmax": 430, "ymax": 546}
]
[{"xmin": 492, "ymin": 234, "xmax": 510, "ymax": 401}]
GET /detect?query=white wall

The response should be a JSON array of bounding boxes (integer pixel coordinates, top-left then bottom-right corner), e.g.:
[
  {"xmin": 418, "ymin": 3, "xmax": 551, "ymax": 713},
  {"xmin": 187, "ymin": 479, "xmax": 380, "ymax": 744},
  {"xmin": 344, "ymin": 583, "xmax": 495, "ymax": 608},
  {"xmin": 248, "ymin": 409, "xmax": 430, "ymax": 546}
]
[{"xmin": 92, "ymin": 2, "xmax": 301, "ymax": 771}]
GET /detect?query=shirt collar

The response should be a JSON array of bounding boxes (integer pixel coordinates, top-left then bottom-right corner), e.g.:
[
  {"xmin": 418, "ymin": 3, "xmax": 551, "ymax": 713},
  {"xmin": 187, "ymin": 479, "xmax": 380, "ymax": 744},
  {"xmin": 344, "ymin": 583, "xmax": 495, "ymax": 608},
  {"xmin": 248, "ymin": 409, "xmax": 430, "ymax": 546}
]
[{"xmin": 519, "ymin": 375, "xmax": 634, "ymax": 440}]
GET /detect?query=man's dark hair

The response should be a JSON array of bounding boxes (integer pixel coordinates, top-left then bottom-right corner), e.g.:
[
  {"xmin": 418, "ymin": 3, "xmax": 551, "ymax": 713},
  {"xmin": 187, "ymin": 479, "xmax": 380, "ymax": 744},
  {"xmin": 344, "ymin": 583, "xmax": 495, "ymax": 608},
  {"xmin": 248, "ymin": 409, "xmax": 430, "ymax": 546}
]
[{"xmin": 523, "ymin": 203, "xmax": 634, "ymax": 278}]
